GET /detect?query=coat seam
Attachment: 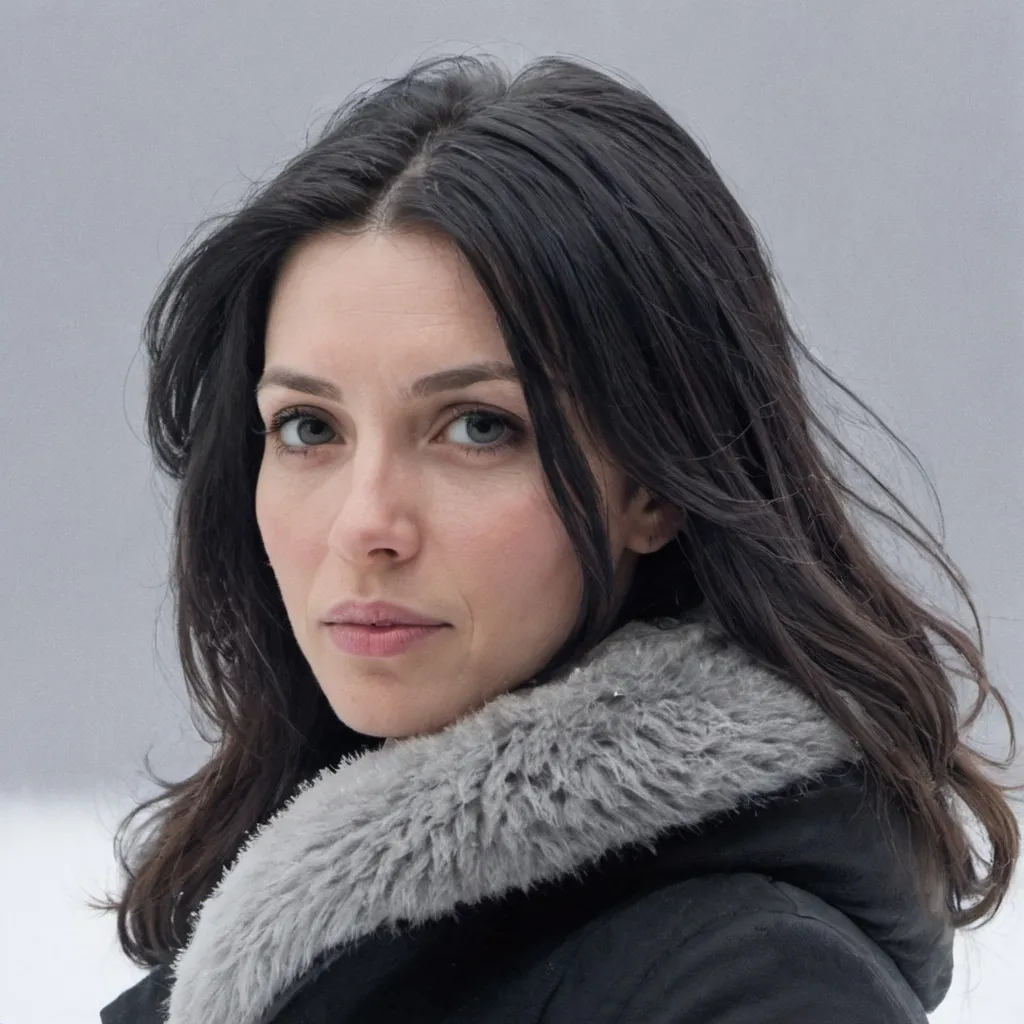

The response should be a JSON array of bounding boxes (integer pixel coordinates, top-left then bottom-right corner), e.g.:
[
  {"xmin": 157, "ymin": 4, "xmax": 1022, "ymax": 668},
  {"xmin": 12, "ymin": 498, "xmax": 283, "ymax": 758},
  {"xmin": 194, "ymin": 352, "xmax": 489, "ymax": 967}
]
[
  {"xmin": 609, "ymin": 891, "xmax": 916, "ymax": 1024},
  {"xmin": 537, "ymin": 885, "xmax": 761, "ymax": 1024},
  {"xmin": 605, "ymin": 902, "xmax": 758, "ymax": 1024}
]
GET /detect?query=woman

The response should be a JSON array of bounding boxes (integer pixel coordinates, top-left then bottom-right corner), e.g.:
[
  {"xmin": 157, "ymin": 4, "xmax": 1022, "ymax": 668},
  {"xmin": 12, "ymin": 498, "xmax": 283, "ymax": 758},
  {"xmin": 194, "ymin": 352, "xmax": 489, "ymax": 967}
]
[{"xmin": 95, "ymin": 54, "xmax": 1019, "ymax": 1023}]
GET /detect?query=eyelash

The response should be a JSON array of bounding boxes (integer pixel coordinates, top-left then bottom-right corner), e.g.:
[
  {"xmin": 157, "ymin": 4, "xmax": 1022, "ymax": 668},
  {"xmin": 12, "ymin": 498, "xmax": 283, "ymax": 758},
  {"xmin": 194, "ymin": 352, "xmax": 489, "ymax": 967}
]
[{"xmin": 260, "ymin": 403, "xmax": 525, "ymax": 460}]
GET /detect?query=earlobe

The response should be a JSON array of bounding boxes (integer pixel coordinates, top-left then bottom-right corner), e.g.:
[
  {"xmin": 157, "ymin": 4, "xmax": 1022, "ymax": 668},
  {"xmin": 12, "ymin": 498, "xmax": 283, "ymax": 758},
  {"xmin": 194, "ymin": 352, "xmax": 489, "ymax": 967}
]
[
  {"xmin": 644, "ymin": 529, "xmax": 675, "ymax": 554},
  {"xmin": 625, "ymin": 488, "xmax": 685, "ymax": 554},
  {"xmin": 630, "ymin": 508, "xmax": 683, "ymax": 555}
]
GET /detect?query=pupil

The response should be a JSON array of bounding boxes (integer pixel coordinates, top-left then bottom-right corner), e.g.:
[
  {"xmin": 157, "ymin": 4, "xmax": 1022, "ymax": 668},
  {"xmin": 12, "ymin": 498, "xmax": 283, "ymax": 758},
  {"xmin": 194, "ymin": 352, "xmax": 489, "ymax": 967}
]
[
  {"xmin": 467, "ymin": 414, "xmax": 502, "ymax": 444},
  {"xmin": 299, "ymin": 420, "xmax": 329, "ymax": 444}
]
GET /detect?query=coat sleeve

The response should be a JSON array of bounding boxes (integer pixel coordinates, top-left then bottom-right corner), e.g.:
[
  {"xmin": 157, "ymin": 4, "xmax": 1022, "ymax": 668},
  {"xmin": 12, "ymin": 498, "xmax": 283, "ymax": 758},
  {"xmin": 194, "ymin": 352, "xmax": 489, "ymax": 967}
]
[{"xmin": 612, "ymin": 905, "xmax": 930, "ymax": 1024}]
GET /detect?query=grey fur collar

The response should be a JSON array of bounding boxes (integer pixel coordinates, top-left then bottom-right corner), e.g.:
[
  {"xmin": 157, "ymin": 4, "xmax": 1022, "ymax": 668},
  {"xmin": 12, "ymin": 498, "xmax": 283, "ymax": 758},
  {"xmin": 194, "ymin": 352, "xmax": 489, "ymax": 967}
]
[{"xmin": 165, "ymin": 603, "xmax": 857, "ymax": 1024}]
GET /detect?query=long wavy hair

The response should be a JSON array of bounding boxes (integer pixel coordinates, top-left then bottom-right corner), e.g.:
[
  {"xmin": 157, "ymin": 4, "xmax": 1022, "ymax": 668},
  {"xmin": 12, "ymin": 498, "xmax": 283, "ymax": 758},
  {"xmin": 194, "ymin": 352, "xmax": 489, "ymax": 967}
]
[{"xmin": 88, "ymin": 53, "xmax": 1020, "ymax": 967}]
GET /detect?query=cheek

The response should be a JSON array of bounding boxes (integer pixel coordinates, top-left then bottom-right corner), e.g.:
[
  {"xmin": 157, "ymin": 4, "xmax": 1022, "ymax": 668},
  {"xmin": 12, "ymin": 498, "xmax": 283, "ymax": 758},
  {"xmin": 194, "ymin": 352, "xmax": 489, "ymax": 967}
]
[
  {"xmin": 447, "ymin": 475, "xmax": 578, "ymax": 599},
  {"xmin": 254, "ymin": 470, "xmax": 318, "ymax": 573}
]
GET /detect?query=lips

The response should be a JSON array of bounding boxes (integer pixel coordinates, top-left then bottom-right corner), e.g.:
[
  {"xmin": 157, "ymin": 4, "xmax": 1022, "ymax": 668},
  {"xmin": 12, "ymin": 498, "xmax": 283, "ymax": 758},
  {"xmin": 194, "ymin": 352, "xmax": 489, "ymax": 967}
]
[
  {"xmin": 322, "ymin": 599, "xmax": 447, "ymax": 628},
  {"xmin": 326, "ymin": 621, "xmax": 446, "ymax": 658}
]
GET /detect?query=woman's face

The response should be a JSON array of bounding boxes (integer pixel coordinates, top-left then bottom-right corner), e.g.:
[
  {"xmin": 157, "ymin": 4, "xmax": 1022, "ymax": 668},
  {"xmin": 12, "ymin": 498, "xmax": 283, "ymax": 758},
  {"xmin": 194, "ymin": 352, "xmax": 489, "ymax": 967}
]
[{"xmin": 255, "ymin": 229, "xmax": 670, "ymax": 741}]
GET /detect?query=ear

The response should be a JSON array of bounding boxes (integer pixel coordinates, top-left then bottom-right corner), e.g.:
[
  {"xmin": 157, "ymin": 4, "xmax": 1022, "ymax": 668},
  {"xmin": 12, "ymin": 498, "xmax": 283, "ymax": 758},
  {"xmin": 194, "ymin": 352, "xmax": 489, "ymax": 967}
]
[{"xmin": 623, "ymin": 488, "xmax": 685, "ymax": 555}]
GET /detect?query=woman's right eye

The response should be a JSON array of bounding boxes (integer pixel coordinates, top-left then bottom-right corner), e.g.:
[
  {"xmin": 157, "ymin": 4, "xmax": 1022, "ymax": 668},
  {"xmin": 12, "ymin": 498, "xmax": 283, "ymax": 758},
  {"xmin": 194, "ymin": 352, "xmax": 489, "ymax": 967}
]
[{"xmin": 265, "ymin": 408, "xmax": 334, "ymax": 458}]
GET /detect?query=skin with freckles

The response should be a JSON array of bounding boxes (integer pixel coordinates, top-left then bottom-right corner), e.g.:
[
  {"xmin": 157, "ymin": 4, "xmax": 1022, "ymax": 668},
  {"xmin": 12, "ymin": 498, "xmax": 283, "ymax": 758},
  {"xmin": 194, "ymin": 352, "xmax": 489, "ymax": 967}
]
[{"xmin": 255, "ymin": 229, "xmax": 678, "ymax": 742}]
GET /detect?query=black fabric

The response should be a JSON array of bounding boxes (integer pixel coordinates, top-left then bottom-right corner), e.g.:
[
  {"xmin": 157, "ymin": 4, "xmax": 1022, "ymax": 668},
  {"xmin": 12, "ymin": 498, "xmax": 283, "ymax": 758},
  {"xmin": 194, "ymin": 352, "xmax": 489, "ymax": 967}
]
[
  {"xmin": 99, "ymin": 764, "xmax": 953, "ymax": 1023},
  {"xmin": 100, "ymin": 963, "xmax": 173, "ymax": 1024}
]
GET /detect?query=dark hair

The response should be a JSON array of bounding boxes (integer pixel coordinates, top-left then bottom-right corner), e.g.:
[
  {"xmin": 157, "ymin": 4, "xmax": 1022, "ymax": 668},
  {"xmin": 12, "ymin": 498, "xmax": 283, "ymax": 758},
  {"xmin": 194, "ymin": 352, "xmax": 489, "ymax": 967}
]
[{"xmin": 88, "ymin": 53, "xmax": 1020, "ymax": 966}]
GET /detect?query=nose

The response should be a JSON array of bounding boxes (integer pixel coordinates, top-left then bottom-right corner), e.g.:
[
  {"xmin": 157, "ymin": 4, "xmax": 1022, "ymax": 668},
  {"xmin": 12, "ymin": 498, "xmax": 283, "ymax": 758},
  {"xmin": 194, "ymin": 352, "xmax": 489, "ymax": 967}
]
[{"xmin": 327, "ymin": 446, "xmax": 421, "ymax": 565}]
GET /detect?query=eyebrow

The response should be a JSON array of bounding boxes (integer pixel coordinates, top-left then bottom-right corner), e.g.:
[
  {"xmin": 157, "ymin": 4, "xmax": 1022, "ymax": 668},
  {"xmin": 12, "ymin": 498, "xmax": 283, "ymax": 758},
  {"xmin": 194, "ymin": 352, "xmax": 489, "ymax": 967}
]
[{"xmin": 255, "ymin": 360, "xmax": 521, "ymax": 403}]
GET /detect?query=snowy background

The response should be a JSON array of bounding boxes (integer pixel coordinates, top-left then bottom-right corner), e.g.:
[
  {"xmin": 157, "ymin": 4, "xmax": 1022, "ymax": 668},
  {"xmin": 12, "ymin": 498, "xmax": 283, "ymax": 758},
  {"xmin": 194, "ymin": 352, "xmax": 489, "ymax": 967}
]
[{"xmin": 2, "ymin": 1, "xmax": 1021, "ymax": 1021}]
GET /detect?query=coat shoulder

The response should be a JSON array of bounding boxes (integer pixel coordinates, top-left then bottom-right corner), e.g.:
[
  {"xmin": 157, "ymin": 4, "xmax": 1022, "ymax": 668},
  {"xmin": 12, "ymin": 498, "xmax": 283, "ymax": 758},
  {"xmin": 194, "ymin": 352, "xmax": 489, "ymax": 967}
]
[
  {"xmin": 541, "ymin": 872, "xmax": 930, "ymax": 1024},
  {"xmin": 99, "ymin": 963, "xmax": 173, "ymax": 1024}
]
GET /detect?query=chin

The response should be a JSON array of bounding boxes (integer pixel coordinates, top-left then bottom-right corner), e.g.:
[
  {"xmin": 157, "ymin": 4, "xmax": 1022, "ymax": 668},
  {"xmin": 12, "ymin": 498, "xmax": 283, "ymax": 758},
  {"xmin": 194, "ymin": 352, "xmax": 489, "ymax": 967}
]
[{"xmin": 325, "ymin": 699, "xmax": 447, "ymax": 743}]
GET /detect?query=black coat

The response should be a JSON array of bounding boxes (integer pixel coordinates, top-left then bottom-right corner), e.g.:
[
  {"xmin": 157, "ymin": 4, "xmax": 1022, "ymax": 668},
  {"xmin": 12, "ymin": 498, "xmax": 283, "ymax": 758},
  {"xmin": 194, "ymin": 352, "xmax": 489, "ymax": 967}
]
[{"xmin": 101, "ymin": 609, "xmax": 953, "ymax": 1023}]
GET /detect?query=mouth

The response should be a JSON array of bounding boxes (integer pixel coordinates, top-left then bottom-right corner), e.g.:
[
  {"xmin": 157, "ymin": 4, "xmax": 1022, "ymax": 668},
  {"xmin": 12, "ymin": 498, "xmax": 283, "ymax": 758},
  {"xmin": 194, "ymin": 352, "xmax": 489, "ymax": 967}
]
[
  {"xmin": 321, "ymin": 600, "xmax": 448, "ymax": 629},
  {"xmin": 342, "ymin": 622, "xmax": 421, "ymax": 629},
  {"xmin": 325, "ymin": 622, "xmax": 448, "ymax": 658}
]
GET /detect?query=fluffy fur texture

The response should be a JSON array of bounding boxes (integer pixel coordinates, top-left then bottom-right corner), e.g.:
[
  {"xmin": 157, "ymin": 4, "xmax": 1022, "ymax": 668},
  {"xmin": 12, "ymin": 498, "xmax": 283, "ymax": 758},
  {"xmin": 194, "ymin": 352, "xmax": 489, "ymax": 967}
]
[{"xmin": 164, "ymin": 603, "xmax": 857, "ymax": 1024}]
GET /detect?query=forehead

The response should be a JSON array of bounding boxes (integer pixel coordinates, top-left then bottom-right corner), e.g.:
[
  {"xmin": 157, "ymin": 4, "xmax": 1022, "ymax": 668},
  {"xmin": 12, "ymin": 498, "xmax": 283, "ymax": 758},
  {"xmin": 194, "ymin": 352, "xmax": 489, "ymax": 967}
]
[{"xmin": 264, "ymin": 230, "xmax": 506, "ymax": 364}]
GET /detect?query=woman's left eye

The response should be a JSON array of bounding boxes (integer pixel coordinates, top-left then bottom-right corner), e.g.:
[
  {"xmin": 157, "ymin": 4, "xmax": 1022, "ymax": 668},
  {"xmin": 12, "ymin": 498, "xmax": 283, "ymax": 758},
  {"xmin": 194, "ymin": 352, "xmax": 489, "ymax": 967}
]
[{"xmin": 443, "ymin": 410, "xmax": 522, "ymax": 454}]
